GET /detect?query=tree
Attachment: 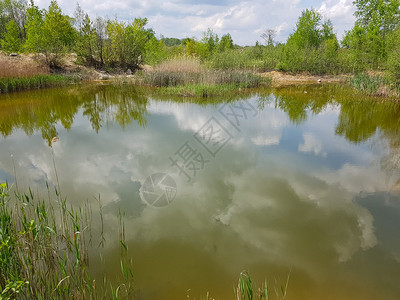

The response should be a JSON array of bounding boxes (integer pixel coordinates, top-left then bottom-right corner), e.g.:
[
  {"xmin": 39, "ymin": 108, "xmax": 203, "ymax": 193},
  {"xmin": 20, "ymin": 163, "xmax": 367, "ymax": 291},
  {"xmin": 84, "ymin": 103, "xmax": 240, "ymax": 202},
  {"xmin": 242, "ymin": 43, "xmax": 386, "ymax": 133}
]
[
  {"xmin": 42, "ymin": 0, "xmax": 76, "ymax": 66},
  {"xmin": 144, "ymin": 36, "xmax": 167, "ymax": 65},
  {"xmin": 287, "ymin": 9, "xmax": 325, "ymax": 49},
  {"xmin": 0, "ymin": 0, "xmax": 27, "ymax": 41},
  {"xmin": 1, "ymin": 19, "xmax": 21, "ymax": 51},
  {"xmin": 183, "ymin": 37, "xmax": 195, "ymax": 56},
  {"xmin": 386, "ymin": 24, "xmax": 400, "ymax": 78},
  {"xmin": 161, "ymin": 37, "xmax": 181, "ymax": 46},
  {"xmin": 261, "ymin": 28, "xmax": 276, "ymax": 46},
  {"xmin": 347, "ymin": 0, "xmax": 400, "ymax": 68},
  {"xmin": 106, "ymin": 18, "xmax": 126, "ymax": 67},
  {"xmin": 93, "ymin": 16, "xmax": 106, "ymax": 67},
  {"xmin": 201, "ymin": 28, "xmax": 219, "ymax": 54},
  {"xmin": 281, "ymin": 9, "xmax": 339, "ymax": 73},
  {"xmin": 75, "ymin": 13, "xmax": 96, "ymax": 65},
  {"xmin": 354, "ymin": 0, "xmax": 400, "ymax": 34},
  {"xmin": 217, "ymin": 33, "xmax": 233, "ymax": 52},
  {"xmin": 24, "ymin": 0, "xmax": 44, "ymax": 53},
  {"xmin": 125, "ymin": 18, "xmax": 152, "ymax": 68},
  {"xmin": 73, "ymin": 2, "xmax": 85, "ymax": 32}
]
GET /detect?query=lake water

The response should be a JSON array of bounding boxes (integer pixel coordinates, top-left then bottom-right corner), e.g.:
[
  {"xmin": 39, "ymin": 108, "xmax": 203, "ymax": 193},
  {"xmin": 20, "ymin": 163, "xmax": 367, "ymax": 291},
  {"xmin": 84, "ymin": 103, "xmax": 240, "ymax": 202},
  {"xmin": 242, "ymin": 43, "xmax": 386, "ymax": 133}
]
[{"xmin": 0, "ymin": 84, "xmax": 399, "ymax": 299}]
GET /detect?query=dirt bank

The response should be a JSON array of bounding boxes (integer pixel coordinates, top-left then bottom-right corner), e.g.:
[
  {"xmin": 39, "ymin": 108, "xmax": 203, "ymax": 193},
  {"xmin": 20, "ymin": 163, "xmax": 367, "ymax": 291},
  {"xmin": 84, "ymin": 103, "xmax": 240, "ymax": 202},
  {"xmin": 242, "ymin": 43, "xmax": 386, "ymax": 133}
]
[
  {"xmin": 262, "ymin": 71, "xmax": 348, "ymax": 87},
  {"xmin": 0, "ymin": 52, "xmax": 103, "ymax": 80}
]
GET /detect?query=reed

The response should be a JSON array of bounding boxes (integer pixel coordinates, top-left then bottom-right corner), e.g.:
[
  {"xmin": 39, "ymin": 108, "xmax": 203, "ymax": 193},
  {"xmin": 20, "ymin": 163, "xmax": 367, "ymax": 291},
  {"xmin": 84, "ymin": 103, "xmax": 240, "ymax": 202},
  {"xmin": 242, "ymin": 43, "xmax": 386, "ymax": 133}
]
[
  {"xmin": 234, "ymin": 271, "xmax": 290, "ymax": 300},
  {"xmin": 136, "ymin": 57, "xmax": 271, "ymax": 95},
  {"xmin": 0, "ymin": 74, "xmax": 81, "ymax": 94},
  {"xmin": 0, "ymin": 54, "xmax": 48, "ymax": 78},
  {"xmin": 350, "ymin": 73, "xmax": 400, "ymax": 97},
  {"xmin": 0, "ymin": 183, "xmax": 135, "ymax": 299}
]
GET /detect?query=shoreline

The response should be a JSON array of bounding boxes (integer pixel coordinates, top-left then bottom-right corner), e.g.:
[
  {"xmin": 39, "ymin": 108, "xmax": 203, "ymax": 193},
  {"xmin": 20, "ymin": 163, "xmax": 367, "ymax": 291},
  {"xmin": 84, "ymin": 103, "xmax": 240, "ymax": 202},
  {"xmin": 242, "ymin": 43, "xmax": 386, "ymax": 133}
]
[{"xmin": 1, "ymin": 53, "xmax": 398, "ymax": 99}]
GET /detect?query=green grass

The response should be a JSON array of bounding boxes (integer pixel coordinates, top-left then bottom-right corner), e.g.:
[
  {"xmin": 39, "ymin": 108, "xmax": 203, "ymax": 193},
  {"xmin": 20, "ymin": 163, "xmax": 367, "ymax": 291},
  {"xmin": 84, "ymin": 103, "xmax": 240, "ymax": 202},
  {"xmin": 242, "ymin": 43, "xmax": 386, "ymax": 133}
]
[
  {"xmin": 0, "ymin": 182, "xmax": 134, "ymax": 299},
  {"xmin": 234, "ymin": 271, "xmax": 290, "ymax": 300},
  {"xmin": 156, "ymin": 82, "xmax": 268, "ymax": 97},
  {"xmin": 0, "ymin": 74, "xmax": 81, "ymax": 94},
  {"xmin": 349, "ymin": 73, "xmax": 400, "ymax": 97}
]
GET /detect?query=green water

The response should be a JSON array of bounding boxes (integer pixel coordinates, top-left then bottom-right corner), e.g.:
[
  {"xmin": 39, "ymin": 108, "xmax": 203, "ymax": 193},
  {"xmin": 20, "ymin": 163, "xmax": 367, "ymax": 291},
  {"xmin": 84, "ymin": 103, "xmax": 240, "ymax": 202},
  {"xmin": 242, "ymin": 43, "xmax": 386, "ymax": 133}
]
[{"xmin": 0, "ymin": 84, "xmax": 399, "ymax": 299}]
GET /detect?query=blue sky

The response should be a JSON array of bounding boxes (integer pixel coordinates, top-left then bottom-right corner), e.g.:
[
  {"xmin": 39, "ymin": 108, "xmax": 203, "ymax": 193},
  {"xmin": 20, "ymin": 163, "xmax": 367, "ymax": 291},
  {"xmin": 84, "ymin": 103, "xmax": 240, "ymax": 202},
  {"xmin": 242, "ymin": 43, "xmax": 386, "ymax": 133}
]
[{"xmin": 35, "ymin": 0, "xmax": 356, "ymax": 45}]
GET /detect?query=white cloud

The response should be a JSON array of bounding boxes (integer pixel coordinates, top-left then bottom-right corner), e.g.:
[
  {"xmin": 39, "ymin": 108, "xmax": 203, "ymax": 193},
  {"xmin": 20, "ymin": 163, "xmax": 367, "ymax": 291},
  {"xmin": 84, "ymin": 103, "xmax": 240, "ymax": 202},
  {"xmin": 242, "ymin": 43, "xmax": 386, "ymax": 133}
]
[
  {"xmin": 299, "ymin": 133, "xmax": 327, "ymax": 157},
  {"xmin": 251, "ymin": 135, "xmax": 280, "ymax": 146},
  {"xmin": 318, "ymin": 0, "xmax": 356, "ymax": 39},
  {"xmin": 33, "ymin": 0, "xmax": 358, "ymax": 45}
]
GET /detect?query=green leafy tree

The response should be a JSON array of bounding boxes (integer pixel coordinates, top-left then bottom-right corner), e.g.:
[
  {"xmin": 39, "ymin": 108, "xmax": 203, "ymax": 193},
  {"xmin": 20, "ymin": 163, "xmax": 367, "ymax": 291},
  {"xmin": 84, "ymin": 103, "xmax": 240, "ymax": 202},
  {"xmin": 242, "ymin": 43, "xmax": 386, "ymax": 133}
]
[
  {"xmin": 93, "ymin": 16, "xmax": 106, "ymax": 67},
  {"xmin": 144, "ymin": 36, "xmax": 167, "ymax": 65},
  {"xmin": 201, "ymin": 28, "xmax": 219, "ymax": 54},
  {"xmin": 183, "ymin": 37, "xmax": 195, "ymax": 56},
  {"xmin": 287, "ymin": 9, "xmax": 325, "ymax": 49},
  {"xmin": 1, "ymin": 19, "xmax": 21, "ymax": 51},
  {"xmin": 24, "ymin": 0, "xmax": 44, "ymax": 53},
  {"xmin": 125, "ymin": 18, "xmax": 152, "ymax": 68},
  {"xmin": 386, "ymin": 25, "xmax": 400, "ymax": 78},
  {"xmin": 41, "ymin": 0, "xmax": 76, "ymax": 66},
  {"xmin": 217, "ymin": 33, "xmax": 233, "ymax": 52},
  {"xmin": 161, "ymin": 37, "xmax": 181, "ymax": 46},
  {"xmin": 75, "ymin": 13, "xmax": 96, "ymax": 65},
  {"xmin": 106, "ymin": 18, "xmax": 126, "ymax": 67},
  {"xmin": 346, "ymin": 0, "xmax": 400, "ymax": 69},
  {"xmin": 0, "ymin": 0, "xmax": 27, "ymax": 41},
  {"xmin": 280, "ymin": 9, "xmax": 339, "ymax": 74}
]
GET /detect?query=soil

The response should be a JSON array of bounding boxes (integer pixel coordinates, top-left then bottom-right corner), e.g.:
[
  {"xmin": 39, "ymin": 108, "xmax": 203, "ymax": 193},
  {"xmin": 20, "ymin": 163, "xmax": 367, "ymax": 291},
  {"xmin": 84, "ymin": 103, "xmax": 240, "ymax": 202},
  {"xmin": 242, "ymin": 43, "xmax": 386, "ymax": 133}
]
[{"xmin": 262, "ymin": 70, "xmax": 348, "ymax": 87}]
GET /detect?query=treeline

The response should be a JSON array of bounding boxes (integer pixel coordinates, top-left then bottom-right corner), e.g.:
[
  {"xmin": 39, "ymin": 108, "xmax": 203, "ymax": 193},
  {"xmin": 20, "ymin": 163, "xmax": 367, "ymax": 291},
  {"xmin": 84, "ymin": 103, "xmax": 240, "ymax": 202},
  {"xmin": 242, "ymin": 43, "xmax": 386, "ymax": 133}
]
[{"xmin": 0, "ymin": 0, "xmax": 399, "ymax": 77}]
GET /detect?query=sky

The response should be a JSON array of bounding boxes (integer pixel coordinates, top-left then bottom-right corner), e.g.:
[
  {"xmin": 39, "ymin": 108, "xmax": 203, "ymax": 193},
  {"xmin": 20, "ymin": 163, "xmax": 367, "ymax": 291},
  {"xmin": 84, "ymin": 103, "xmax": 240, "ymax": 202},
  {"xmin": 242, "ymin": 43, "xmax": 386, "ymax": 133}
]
[{"xmin": 35, "ymin": 0, "xmax": 356, "ymax": 45}]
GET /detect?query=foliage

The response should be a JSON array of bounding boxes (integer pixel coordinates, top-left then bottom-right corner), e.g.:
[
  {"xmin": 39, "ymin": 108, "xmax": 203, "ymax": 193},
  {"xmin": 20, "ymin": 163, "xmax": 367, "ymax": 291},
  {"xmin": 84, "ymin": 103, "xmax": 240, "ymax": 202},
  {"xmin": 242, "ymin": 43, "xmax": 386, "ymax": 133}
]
[
  {"xmin": 0, "ymin": 0, "xmax": 26, "ymax": 41},
  {"xmin": 349, "ymin": 73, "xmax": 400, "ymax": 97},
  {"xmin": 144, "ymin": 36, "xmax": 168, "ymax": 65},
  {"xmin": 161, "ymin": 37, "xmax": 182, "ymax": 46},
  {"xmin": 124, "ymin": 17, "xmax": 153, "ymax": 68},
  {"xmin": 386, "ymin": 24, "xmax": 400, "ymax": 78},
  {"xmin": 137, "ymin": 57, "xmax": 270, "ymax": 97},
  {"xmin": 0, "ymin": 74, "xmax": 80, "ymax": 93},
  {"xmin": 0, "ymin": 19, "xmax": 21, "ymax": 52},
  {"xmin": 234, "ymin": 271, "xmax": 290, "ymax": 300},
  {"xmin": 24, "ymin": 1, "xmax": 44, "ymax": 54},
  {"xmin": 0, "ymin": 182, "xmax": 136, "ymax": 299},
  {"xmin": 25, "ymin": 0, "xmax": 76, "ymax": 67},
  {"xmin": 279, "ymin": 9, "xmax": 340, "ymax": 74},
  {"xmin": 344, "ymin": 0, "xmax": 400, "ymax": 69},
  {"xmin": 75, "ymin": 13, "xmax": 96, "ymax": 66},
  {"xmin": 1, "ymin": 0, "xmax": 400, "ymax": 78},
  {"xmin": 217, "ymin": 33, "xmax": 234, "ymax": 52}
]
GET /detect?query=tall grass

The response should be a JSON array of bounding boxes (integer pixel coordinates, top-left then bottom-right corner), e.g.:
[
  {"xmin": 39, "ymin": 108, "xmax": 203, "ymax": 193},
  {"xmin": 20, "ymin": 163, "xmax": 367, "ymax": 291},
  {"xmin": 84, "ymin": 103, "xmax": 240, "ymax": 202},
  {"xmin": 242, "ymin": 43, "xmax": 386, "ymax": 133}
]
[
  {"xmin": 0, "ymin": 75, "xmax": 81, "ymax": 94},
  {"xmin": 137, "ymin": 57, "xmax": 271, "ymax": 96},
  {"xmin": 0, "ymin": 54, "xmax": 48, "ymax": 78},
  {"xmin": 0, "ymin": 183, "xmax": 135, "ymax": 299},
  {"xmin": 350, "ymin": 73, "xmax": 400, "ymax": 97},
  {"xmin": 234, "ymin": 271, "xmax": 290, "ymax": 300}
]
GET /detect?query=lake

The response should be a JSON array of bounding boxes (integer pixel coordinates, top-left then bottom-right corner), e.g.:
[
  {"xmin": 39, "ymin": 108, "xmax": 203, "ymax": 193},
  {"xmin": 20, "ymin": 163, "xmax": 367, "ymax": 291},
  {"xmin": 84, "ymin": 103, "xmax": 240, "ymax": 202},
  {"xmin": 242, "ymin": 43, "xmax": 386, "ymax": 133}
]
[{"xmin": 0, "ymin": 84, "xmax": 399, "ymax": 299}]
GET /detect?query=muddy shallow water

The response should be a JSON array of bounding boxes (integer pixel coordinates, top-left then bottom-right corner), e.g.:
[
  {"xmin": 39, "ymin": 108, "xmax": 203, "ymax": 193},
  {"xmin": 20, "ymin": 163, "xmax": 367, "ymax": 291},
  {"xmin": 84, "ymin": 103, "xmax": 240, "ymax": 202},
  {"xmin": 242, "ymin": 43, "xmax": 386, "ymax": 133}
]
[{"xmin": 0, "ymin": 84, "xmax": 399, "ymax": 299}]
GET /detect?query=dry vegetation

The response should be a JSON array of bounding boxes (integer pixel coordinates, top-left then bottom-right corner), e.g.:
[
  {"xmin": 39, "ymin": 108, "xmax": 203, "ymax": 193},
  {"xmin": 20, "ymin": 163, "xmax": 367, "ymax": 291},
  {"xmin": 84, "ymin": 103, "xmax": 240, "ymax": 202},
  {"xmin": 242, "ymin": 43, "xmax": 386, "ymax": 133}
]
[
  {"xmin": 0, "ymin": 53, "xmax": 49, "ymax": 78},
  {"xmin": 138, "ymin": 57, "xmax": 269, "ymax": 89}
]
